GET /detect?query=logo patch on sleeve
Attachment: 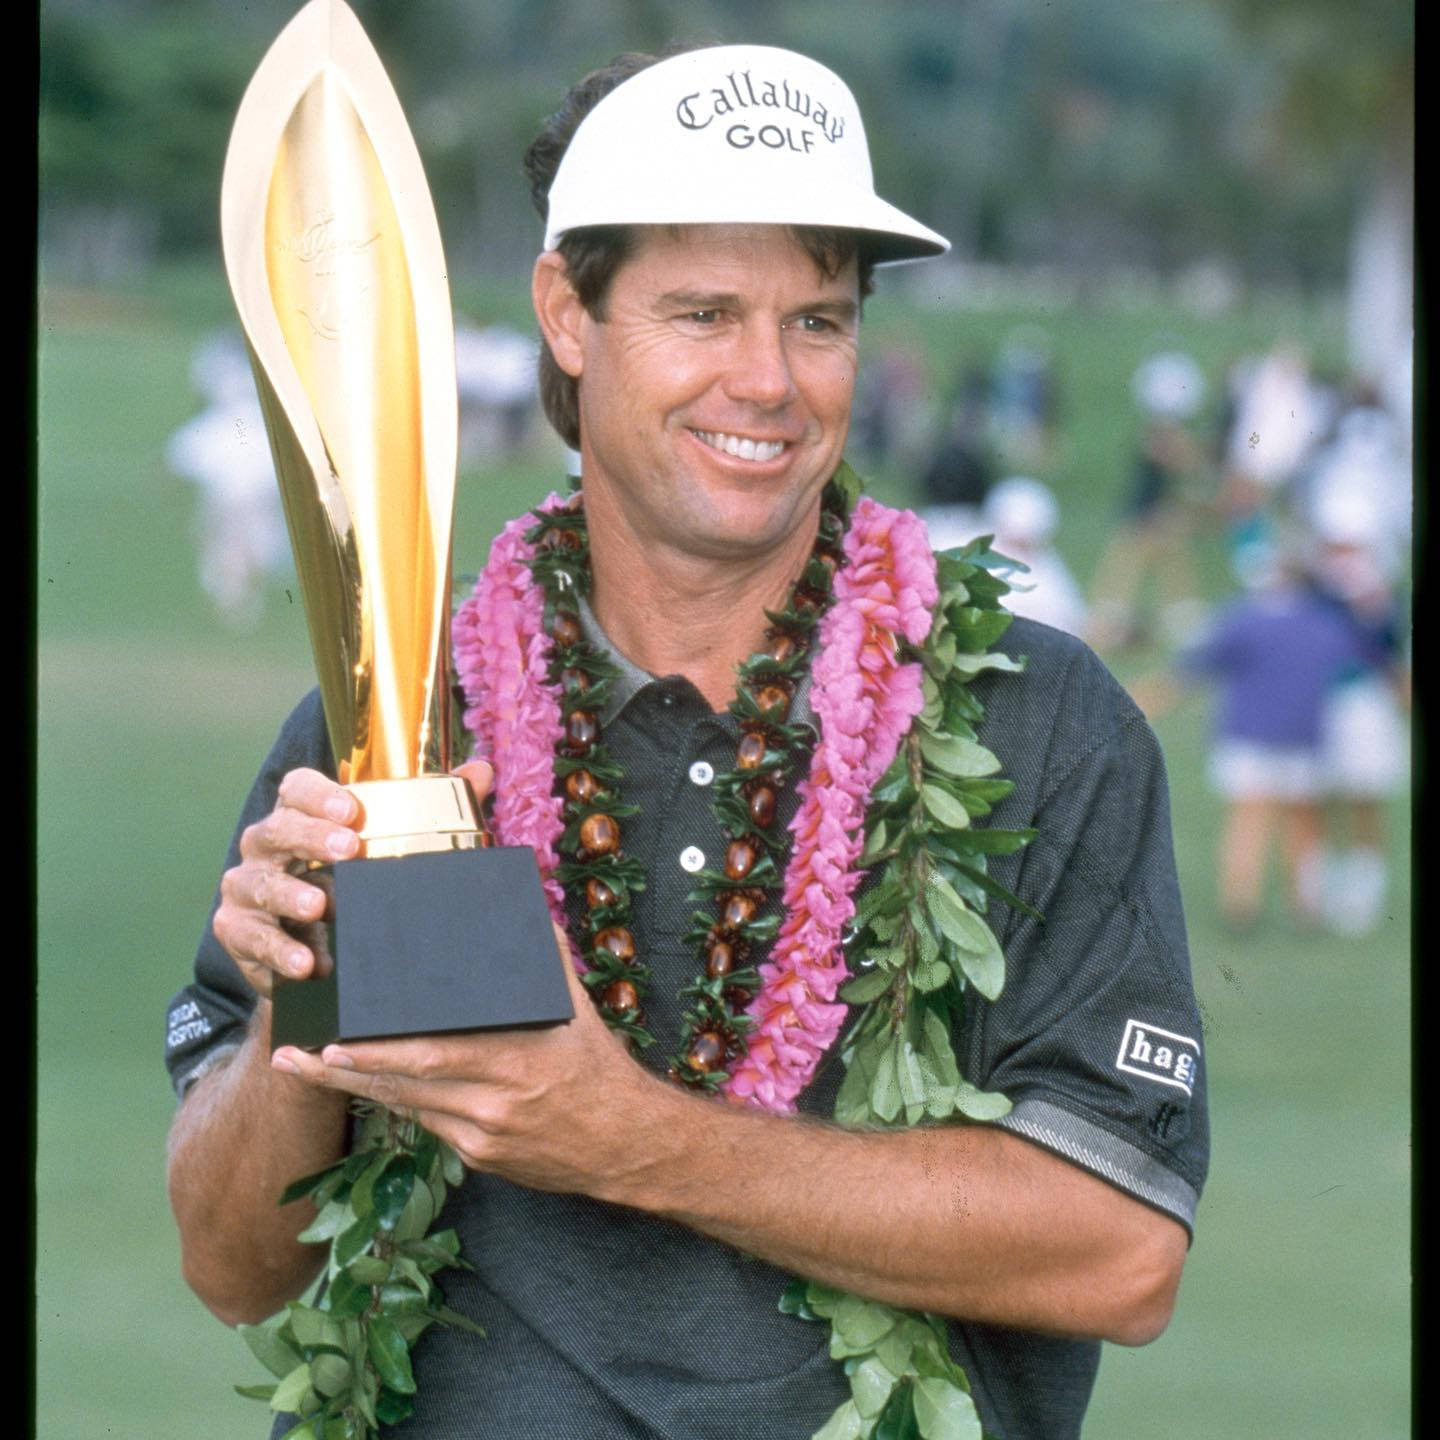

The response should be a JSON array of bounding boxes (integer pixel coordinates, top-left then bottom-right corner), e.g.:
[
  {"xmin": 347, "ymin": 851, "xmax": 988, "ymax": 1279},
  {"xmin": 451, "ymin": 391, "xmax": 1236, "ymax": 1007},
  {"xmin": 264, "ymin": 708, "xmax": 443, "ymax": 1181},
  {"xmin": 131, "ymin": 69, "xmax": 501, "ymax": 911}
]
[{"xmin": 1115, "ymin": 1020, "xmax": 1200, "ymax": 1095}]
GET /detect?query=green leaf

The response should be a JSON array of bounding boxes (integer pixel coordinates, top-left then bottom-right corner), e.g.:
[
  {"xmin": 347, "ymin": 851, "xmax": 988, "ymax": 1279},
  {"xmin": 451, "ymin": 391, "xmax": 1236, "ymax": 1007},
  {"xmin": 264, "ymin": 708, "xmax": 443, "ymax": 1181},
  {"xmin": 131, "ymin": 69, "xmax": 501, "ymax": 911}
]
[
  {"xmin": 346, "ymin": 1151, "xmax": 390, "ymax": 1220},
  {"xmin": 951, "ymin": 1080, "xmax": 1013, "ymax": 1122},
  {"xmin": 343, "ymin": 1255, "xmax": 392, "ymax": 1286},
  {"xmin": 840, "ymin": 967, "xmax": 894, "ymax": 1004},
  {"xmin": 430, "ymin": 1303, "xmax": 487, "ymax": 1336},
  {"xmin": 269, "ymin": 1361, "xmax": 314, "ymax": 1415},
  {"xmin": 874, "ymin": 1316, "xmax": 940, "ymax": 1377},
  {"xmin": 308, "ymin": 1351, "xmax": 351, "ymax": 1399},
  {"xmin": 323, "ymin": 1267, "xmax": 371, "ymax": 1318},
  {"xmin": 375, "ymin": 1388, "xmax": 417, "ymax": 1425},
  {"xmin": 912, "ymin": 1376, "xmax": 983, "ymax": 1440},
  {"xmin": 389, "ymin": 1255, "xmax": 434, "ymax": 1300},
  {"xmin": 234, "ymin": 1383, "xmax": 279, "ymax": 1402},
  {"xmin": 896, "ymin": 1042, "xmax": 928, "ymax": 1126},
  {"xmin": 848, "ymin": 1354, "xmax": 899, "ymax": 1419},
  {"xmin": 835, "ymin": 1040, "xmax": 882, "ymax": 1128},
  {"xmin": 919, "ymin": 1010, "xmax": 961, "ymax": 1088},
  {"xmin": 297, "ymin": 1199, "xmax": 354, "ymax": 1246},
  {"xmin": 239, "ymin": 1323, "xmax": 304, "ymax": 1380},
  {"xmin": 811, "ymin": 1398, "xmax": 865, "ymax": 1440},
  {"xmin": 947, "ymin": 650, "xmax": 1024, "ymax": 677},
  {"xmin": 333, "ymin": 1208, "xmax": 381, "ymax": 1269},
  {"xmin": 925, "ymin": 874, "xmax": 989, "ymax": 954},
  {"xmin": 391, "ymin": 1312, "xmax": 436, "ymax": 1346},
  {"xmin": 779, "ymin": 1277, "xmax": 819, "ymax": 1321},
  {"xmin": 279, "ymin": 1160, "xmax": 348, "ymax": 1208},
  {"xmin": 831, "ymin": 1293, "xmax": 900, "ymax": 1354},
  {"xmin": 286, "ymin": 1305, "xmax": 346, "ymax": 1354},
  {"xmin": 919, "ymin": 733, "xmax": 1000, "ymax": 779},
  {"xmin": 874, "ymin": 1380, "xmax": 922, "ymax": 1440},
  {"xmin": 371, "ymin": 1154, "xmax": 419, "ymax": 1231},
  {"xmin": 911, "ymin": 957, "xmax": 950, "ymax": 993},
  {"xmin": 366, "ymin": 1315, "xmax": 417, "ymax": 1395},
  {"xmin": 860, "ymin": 818, "xmax": 890, "ymax": 864},
  {"xmin": 276, "ymin": 1418, "xmax": 322, "ymax": 1440},
  {"xmin": 950, "ymin": 922, "xmax": 1004, "ymax": 1000},
  {"xmin": 869, "ymin": 1043, "xmax": 903, "ymax": 1125},
  {"xmin": 920, "ymin": 783, "xmax": 971, "ymax": 831}
]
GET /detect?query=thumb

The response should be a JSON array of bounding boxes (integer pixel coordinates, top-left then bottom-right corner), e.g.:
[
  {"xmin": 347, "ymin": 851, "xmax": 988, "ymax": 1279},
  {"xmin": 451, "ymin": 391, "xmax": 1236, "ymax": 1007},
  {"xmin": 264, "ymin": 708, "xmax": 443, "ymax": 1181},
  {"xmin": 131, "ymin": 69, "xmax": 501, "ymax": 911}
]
[{"xmin": 455, "ymin": 758, "xmax": 495, "ymax": 810}]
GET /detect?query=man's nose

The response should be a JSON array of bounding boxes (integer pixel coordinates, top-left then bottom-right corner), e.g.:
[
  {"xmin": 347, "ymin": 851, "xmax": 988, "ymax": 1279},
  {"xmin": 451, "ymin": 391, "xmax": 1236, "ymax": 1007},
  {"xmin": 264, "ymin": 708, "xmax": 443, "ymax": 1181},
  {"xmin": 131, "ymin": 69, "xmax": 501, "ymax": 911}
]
[{"xmin": 723, "ymin": 323, "xmax": 797, "ymax": 410}]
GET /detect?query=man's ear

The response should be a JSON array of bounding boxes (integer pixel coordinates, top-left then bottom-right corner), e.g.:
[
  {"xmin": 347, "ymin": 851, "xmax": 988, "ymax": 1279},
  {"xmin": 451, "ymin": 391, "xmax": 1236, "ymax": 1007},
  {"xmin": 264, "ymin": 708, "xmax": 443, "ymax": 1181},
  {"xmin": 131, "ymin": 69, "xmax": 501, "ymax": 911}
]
[{"xmin": 532, "ymin": 252, "xmax": 586, "ymax": 380}]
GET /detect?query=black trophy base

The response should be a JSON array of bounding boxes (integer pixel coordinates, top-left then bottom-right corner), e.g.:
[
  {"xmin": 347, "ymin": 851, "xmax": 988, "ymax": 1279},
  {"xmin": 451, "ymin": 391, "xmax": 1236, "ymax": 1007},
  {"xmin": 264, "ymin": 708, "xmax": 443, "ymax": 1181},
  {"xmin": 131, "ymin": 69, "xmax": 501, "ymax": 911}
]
[{"xmin": 271, "ymin": 844, "xmax": 572, "ymax": 1051}]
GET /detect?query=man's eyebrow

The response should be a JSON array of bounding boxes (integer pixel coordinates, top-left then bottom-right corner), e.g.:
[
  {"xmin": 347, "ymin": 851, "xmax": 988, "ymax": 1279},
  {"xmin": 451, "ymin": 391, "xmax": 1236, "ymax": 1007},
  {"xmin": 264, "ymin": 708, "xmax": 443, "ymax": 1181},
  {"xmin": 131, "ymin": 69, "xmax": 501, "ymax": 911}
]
[
  {"xmin": 655, "ymin": 290, "xmax": 743, "ymax": 312},
  {"xmin": 653, "ymin": 291, "xmax": 860, "ymax": 325}
]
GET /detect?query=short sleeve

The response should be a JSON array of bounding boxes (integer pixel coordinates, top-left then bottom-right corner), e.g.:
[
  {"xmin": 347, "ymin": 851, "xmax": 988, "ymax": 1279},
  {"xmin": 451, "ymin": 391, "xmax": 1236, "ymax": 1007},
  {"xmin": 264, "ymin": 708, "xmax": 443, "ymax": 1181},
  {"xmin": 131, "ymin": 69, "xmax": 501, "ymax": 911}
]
[
  {"xmin": 163, "ymin": 689, "xmax": 334, "ymax": 1098},
  {"xmin": 969, "ymin": 630, "xmax": 1209, "ymax": 1234}
]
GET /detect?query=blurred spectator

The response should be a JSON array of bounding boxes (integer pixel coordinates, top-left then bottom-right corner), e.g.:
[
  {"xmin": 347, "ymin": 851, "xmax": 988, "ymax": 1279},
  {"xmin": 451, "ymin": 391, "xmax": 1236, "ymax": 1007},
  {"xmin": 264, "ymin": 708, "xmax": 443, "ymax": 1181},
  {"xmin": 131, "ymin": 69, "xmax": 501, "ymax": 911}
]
[
  {"xmin": 1296, "ymin": 380, "xmax": 1412, "ymax": 570},
  {"xmin": 1217, "ymin": 342, "xmax": 1331, "ymax": 559},
  {"xmin": 164, "ymin": 330, "xmax": 289, "ymax": 629},
  {"xmin": 453, "ymin": 320, "xmax": 539, "ymax": 464},
  {"xmin": 981, "ymin": 476, "xmax": 1087, "ymax": 636},
  {"xmin": 1131, "ymin": 533, "xmax": 1373, "ymax": 933},
  {"xmin": 988, "ymin": 326, "xmax": 1058, "ymax": 466},
  {"xmin": 917, "ymin": 365, "xmax": 995, "ymax": 551},
  {"xmin": 851, "ymin": 344, "xmax": 928, "ymax": 472},
  {"xmin": 1305, "ymin": 479, "xmax": 1410, "ymax": 936},
  {"xmin": 1086, "ymin": 349, "xmax": 1211, "ymax": 651}
]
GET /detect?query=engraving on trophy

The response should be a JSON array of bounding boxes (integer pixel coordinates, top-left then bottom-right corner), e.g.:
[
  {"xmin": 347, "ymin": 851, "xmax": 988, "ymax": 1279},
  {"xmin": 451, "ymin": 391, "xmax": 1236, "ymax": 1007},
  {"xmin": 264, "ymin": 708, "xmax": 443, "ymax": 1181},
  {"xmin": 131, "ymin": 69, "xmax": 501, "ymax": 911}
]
[{"xmin": 280, "ymin": 209, "xmax": 382, "ymax": 340}]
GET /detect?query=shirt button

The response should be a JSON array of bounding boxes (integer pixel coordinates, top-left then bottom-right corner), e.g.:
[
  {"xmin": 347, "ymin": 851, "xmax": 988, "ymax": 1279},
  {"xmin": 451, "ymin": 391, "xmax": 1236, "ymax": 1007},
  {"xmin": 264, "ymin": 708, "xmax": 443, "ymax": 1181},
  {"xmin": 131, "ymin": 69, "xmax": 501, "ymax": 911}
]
[
  {"xmin": 688, "ymin": 760, "xmax": 715, "ymax": 786},
  {"xmin": 679, "ymin": 845, "xmax": 706, "ymax": 873}
]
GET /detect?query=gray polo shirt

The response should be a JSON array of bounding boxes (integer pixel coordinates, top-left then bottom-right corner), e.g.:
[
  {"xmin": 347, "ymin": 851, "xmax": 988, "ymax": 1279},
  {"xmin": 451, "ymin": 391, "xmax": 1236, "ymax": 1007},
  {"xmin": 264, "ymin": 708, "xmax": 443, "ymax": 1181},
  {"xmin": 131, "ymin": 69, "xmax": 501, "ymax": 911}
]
[{"xmin": 168, "ymin": 614, "xmax": 1207, "ymax": 1440}]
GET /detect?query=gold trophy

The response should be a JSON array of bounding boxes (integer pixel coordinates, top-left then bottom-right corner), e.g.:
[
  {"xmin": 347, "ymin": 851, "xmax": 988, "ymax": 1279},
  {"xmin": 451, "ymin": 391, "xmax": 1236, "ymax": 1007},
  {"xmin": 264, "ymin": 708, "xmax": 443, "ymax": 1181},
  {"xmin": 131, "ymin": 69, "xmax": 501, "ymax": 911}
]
[{"xmin": 221, "ymin": 0, "xmax": 570, "ymax": 1047}]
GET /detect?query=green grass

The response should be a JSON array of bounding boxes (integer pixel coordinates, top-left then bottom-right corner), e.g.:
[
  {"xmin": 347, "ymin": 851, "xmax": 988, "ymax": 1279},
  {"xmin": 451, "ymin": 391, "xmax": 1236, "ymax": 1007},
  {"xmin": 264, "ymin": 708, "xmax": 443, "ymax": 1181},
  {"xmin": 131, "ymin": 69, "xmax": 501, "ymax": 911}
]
[{"xmin": 35, "ymin": 266, "xmax": 1407, "ymax": 1438}]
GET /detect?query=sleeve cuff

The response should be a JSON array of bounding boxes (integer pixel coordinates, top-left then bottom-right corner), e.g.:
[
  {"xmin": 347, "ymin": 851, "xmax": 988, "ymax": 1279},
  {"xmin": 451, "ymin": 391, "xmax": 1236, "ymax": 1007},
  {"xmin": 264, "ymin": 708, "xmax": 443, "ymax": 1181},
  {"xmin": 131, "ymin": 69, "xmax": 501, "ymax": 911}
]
[
  {"xmin": 993, "ymin": 1095, "xmax": 1200, "ymax": 1235},
  {"xmin": 172, "ymin": 1041, "xmax": 242, "ymax": 1100}
]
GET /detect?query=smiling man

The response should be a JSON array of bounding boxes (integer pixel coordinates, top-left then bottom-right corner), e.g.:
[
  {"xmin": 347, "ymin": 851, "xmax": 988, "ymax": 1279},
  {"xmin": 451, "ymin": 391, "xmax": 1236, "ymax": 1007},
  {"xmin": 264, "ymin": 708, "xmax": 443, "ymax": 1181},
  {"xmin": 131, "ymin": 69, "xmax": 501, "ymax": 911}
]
[{"xmin": 166, "ymin": 44, "xmax": 1208, "ymax": 1440}]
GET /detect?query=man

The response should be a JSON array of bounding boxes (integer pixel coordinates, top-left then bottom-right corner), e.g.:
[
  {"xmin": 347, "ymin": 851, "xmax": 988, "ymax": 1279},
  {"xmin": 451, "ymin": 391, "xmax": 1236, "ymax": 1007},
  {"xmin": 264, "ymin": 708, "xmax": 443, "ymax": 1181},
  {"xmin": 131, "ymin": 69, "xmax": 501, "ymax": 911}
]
[{"xmin": 167, "ymin": 45, "xmax": 1207, "ymax": 1439}]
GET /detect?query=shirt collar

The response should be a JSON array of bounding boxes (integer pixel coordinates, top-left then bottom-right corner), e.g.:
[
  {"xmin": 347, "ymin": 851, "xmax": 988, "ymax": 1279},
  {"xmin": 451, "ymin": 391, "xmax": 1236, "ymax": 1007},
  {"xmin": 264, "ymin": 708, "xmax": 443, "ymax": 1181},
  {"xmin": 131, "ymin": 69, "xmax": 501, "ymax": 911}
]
[{"xmin": 578, "ymin": 593, "xmax": 817, "ymax": 734}]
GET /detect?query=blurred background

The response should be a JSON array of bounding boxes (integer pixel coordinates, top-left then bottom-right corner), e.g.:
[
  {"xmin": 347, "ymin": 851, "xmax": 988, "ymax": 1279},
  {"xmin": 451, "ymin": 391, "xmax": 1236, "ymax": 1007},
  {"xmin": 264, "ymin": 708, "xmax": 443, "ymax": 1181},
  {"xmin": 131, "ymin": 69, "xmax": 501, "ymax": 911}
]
[{"xmin": 36, "ymin": 0, "xmax": 1412, "ymax": 1435}]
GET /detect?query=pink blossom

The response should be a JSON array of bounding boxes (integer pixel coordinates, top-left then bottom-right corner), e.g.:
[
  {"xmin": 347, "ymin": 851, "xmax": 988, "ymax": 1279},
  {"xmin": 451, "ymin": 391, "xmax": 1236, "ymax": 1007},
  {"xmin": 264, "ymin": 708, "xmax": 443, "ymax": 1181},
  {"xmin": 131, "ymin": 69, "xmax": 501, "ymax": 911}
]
[{"xmin": 724, "ymin": 497, "xmax": 939, "ymax": 1113}]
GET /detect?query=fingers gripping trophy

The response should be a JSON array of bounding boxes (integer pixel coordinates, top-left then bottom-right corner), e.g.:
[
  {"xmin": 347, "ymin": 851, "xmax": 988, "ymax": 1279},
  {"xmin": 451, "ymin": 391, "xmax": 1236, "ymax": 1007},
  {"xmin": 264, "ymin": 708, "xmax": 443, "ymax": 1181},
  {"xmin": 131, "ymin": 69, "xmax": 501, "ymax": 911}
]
[{"xmin": 221, "ymin": 0, "xmax": 569, "ymax": 1048}]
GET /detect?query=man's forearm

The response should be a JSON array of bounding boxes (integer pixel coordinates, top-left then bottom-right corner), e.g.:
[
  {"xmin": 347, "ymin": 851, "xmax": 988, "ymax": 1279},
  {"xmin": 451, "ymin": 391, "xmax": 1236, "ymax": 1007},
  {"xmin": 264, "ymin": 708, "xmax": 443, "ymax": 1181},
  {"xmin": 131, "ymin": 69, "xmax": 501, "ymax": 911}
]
[
  {"xmin": 166, "ymin": 1001, "xmax": 350, "ymax": 1326},
  {"xmin": 600, "ymin": 1083, "xmax": 1188, "ymax": 1346}
]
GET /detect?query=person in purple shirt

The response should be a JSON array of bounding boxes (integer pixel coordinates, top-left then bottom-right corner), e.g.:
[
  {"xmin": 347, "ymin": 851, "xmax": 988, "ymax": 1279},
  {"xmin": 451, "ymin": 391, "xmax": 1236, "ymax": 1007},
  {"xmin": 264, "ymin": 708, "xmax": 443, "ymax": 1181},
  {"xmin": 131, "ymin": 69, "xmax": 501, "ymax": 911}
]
[{"xmin": 1136, "ymin": 540, "xmax": 1371, "ymax": 931}]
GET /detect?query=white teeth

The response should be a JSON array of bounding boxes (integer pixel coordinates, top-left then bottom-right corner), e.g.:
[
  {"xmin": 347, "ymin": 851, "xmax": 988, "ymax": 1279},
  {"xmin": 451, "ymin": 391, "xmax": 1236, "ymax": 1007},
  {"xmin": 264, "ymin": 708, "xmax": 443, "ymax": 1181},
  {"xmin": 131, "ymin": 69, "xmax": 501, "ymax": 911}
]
[{"xmin": 694, "ymin": 430, "xmax": 786, "ymax": 462}]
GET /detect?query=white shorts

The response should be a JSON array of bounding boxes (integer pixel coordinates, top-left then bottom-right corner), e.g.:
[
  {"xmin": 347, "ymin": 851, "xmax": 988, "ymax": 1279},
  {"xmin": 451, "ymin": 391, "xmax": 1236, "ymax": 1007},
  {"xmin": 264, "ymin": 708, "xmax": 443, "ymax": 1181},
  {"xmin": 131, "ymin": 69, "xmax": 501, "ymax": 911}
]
[
  {"xmin": 1209, "ymin": 740, "xmax": 1323, "ymax": 801},
  {"xmin": 1319, "ymin": 676, "xmax": 1408, "ymax": 796}
]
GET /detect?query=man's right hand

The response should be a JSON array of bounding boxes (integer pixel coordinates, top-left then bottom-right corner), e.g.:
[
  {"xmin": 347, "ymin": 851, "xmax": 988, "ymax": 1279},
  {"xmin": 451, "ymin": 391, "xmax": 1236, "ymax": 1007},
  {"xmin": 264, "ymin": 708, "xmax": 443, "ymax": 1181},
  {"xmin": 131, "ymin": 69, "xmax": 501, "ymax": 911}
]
[{"xmin": 212, "ymin": 767, "xmax": 361, "ymax": 996}]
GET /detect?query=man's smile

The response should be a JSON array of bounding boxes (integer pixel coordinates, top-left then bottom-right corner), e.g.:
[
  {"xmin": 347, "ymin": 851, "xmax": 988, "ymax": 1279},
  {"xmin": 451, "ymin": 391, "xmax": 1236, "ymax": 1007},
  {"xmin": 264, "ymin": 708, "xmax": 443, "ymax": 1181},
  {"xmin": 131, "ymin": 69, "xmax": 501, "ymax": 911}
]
[{"xmin": 688, "ymin": 429, "xmax": 789, "ymax": 462}]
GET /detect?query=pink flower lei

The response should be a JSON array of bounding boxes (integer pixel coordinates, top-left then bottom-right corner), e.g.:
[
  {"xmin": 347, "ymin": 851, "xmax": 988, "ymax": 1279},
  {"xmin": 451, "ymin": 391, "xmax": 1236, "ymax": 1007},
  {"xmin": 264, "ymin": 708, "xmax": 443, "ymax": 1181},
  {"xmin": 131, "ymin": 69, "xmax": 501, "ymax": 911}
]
[{"xmin": 452, "ymin": 493, "xmax": 938, "ymax": 1117}]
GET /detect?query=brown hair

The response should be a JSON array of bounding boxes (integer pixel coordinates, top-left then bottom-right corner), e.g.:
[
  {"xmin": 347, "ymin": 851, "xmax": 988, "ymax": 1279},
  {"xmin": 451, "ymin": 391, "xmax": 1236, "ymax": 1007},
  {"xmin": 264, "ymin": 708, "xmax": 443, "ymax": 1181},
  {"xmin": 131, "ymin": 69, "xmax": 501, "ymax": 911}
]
[{"xmin": 523, "ymin": 49, "xmax": 876, "ymax": 450}]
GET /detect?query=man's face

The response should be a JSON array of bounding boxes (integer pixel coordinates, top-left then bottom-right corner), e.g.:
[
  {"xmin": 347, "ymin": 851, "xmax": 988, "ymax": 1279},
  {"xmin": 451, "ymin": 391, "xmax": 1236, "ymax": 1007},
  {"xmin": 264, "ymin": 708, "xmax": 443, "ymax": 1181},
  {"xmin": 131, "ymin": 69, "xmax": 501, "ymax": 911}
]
[{"xmin": 561, "ymin": 224, "xmax": 860, "ymax": 564}]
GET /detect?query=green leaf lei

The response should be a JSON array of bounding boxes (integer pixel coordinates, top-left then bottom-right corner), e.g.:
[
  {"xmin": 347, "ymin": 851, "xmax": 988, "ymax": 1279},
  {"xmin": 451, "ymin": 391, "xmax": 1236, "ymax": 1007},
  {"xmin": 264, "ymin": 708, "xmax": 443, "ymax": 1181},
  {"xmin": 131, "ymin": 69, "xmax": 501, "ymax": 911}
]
[
  {"xmin": 235, "ymin": 1104, "xmax": 478, "ymax": 1438},
  {"xmin": 780, "ymin": 530, "xmax": 1035, "ymax": 1440},
  {"xmin": 238, "ymin": 471, "xmax": 1033, "ymax": 1440}
]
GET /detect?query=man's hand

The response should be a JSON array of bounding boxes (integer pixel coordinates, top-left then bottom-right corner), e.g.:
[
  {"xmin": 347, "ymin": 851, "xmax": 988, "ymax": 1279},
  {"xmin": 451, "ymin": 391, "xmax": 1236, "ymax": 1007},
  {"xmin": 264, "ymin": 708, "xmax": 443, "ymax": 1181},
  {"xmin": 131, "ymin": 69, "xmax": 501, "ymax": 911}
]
[
  {"xmin": 212, "ymin": 760, "xmax": 494, "ymax": 996},
  {"xmin": 270, "ymin": 926, "xmax": 658, "ymax": 1199}
]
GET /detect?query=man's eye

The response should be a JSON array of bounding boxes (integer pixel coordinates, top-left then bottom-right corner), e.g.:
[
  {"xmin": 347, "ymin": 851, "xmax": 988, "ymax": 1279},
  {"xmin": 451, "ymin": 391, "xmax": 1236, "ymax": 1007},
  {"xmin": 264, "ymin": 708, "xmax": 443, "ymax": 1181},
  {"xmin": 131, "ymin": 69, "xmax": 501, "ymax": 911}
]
[
  {"xmin": 686, "ymin": 310, "xmax": 720, "ymax": 324},
  {"xmin": 791, "ymin": 315, "xmax": 834, "ymax": 334}
]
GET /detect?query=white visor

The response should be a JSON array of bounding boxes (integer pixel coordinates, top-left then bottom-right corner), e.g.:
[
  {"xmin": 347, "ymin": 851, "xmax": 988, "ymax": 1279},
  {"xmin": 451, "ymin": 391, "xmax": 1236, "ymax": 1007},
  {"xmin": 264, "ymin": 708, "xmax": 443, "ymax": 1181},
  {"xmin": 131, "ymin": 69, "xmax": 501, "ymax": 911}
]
[{"xmin": 543, "ymin": 45, "xmax": 950, "ymax": 265}]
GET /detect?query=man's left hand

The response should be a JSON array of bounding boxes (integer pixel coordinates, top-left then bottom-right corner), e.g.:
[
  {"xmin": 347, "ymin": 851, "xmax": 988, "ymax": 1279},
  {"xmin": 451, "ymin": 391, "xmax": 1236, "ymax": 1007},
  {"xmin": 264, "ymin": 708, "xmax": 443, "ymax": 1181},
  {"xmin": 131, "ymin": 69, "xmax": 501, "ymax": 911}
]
[{"xmin": 270, "ymin": 924, "xmax": 662, "ymax": 1200}]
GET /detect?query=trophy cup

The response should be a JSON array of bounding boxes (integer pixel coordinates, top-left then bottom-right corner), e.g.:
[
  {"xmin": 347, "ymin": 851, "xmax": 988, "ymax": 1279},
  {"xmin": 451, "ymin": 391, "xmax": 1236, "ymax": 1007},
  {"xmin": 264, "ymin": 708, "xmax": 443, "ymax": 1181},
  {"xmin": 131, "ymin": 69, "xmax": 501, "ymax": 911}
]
[{"xmin": 221, "ymin": 0, "xmax": 571, "ymax": 1048}]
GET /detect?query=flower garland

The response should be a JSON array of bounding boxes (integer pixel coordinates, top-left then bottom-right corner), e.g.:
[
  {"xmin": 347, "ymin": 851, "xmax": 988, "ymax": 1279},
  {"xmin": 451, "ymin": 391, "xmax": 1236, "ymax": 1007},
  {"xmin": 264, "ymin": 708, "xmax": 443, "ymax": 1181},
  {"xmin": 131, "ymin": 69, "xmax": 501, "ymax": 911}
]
[
  {"xmin": 726, "ymin": 494, "xmax": 937, "ymax": 1112},
  {"xmin": 241, "ymin": 464, "xmax": 1034, "ymax": 1440},
  {"xmin": 450, "ymin": 481, "xmax": 937, "ymax": 1114}
]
